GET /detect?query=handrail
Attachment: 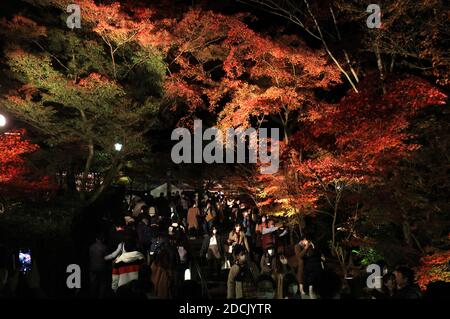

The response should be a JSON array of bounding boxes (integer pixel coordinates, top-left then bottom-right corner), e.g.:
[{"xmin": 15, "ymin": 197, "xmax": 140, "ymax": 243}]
[{"xmin": 192, "ymin": 258, "xmax": 211, "ymax": 299}]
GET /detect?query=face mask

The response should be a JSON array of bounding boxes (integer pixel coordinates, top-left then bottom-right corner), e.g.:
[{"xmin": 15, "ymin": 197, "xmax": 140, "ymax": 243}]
[{"xmin": 288, "ymin": 285, "xmax": 298, "ymax": 295}]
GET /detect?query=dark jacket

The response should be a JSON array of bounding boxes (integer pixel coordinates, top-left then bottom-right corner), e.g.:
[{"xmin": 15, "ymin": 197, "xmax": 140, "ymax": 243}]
[
  {"xmin": 393, "ymin": 284, "xmax": 422, "ymax": 299},
  {"xmin": 136, "ymin": 222, "xmax": 153, "ymax": 248},
  {"xmin": 89, "ymin": 241, "xmax": 107, "ymax": 272}
]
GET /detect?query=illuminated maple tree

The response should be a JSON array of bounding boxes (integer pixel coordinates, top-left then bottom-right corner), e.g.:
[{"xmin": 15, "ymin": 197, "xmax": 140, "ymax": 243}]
[
  {"xmin": 415, "ymin": 250, "xmax": 450, "ymax": 291},
  {"xmin": 0, "ymin": 130, "xmax": 51, "ymax": 191}
]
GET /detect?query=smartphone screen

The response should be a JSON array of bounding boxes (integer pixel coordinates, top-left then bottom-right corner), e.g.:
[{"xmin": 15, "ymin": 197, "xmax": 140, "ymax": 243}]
[{"xmin": 18, "ymin": 249, "xmax": 32, "ymax": 273}]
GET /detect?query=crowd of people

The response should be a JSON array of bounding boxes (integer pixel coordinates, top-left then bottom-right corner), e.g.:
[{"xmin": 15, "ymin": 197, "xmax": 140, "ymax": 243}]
[
  {"xmin": 83, "ymin": 190, "xmax": 430, "ymax": 300},
  {"xmin": 0, "ymin": 190, "xmax": 443, "ymax": 299}
]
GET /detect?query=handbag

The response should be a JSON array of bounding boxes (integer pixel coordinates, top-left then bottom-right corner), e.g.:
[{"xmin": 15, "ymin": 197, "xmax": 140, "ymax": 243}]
[{"xmin": 222, "ymin": 258, "xmax": 231, "ymax": 270}]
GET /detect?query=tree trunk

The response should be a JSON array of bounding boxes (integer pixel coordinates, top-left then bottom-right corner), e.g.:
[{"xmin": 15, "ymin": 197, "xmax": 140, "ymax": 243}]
[
  {"xmin": 87, "ymin": 160, "xmax": 122, "ymax": 205},
  {"xmin": 402, "ymin": 219, "xmax": 412, "ymax": 246},
  {"xmin": 297, "ymin": 211, "xmax": 305, "ymax": 238},
  {"xmin": 400, "ymin": 208, "xmax": 412, "ymax": 246},
  {"xmin": 373, "ymin": 33, "xmax": 386, "ymax": 93},
  {"xmin": 331, "ymin": 192, "xmax": 341, "ymax": 251},
  {"xmin": 289, "ymin": 223, "xmax": 294, "ymax": 246},
  {"xmin": 80, "ymin": 140, "xmax": 94, "ymax": 202}
]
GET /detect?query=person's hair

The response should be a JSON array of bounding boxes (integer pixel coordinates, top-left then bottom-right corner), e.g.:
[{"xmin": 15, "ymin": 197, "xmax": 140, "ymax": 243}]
[
  {"xmin": 395, "ymin": 266, "xmax": 415, "ymax": 284},
  {"xmin": 210, "ymin": 226, "xmax": 218, "ymax": 235},
  {"xmin": 124, "ymin": 239, "xmax": 138, "ymax": 252},
  {"xmin": 257, "ymin": 274, "xmax": 276, "ymax": 289},
  {"xmin": 140, "ymin": 205, "xmax": 148, "ymax": 212},
  {"xmin": 234, "ymin": 223, "xmax": 241, "ymax": 229},
  {"xmin": 233, "ymin": 244, "xmax": 246, "ymax": 257},
  {"xmin": 95, "ymin": 233, "xmax": 105, "ymax": 242},
  {"xmin": 303, "ymin": 232, "xmax": 313, "ymax": 241},
  {"xmin": 383, "ymin": 272, "xmax": 396, "ymax": 284},
  {"xmin": 283, "ymin": 273, "xmax": 299, "ymax": 296}
]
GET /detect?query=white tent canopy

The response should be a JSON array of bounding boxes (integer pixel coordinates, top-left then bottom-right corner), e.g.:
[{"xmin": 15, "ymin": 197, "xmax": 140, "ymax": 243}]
[{"xmin": 150, "ymin": 183, "xmax": 184, "ymax": 197}]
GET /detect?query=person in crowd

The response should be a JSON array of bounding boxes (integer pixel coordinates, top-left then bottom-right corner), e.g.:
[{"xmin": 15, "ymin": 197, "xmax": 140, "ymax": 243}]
[
  {"xmin": 122, "ymin": 212, "xmax": 139, "ymax": 237},
  {"xmin": 111, "ymin": 239, "xmax": 145, "ymax": 293},
  {"xmin": 224, "ymin": 198, "xmax": 234, "ymax": 227},
  {"xmin": 256, "ymin": 216, "xmax": 276, "ymax": 251},
  {"xmin": 275, "ymin": 253, "xmax": 295, "ymax": 298},
  {"xmin": 227, "ymin": 224, "xmax": 250, "ymax": 255},
  {"xmin": 131, "ymin": 198, "xmax": 147, "ymax": 218},
  {"xmin": 260, "ymin": 246, "xmax": 278, "ymax": 278},
  {"xmin": 283, "ymin": 273, "xmax": 301, "ymax": 299},
  {"xmin": 156, "ymin": 192, "xmax": 170, "ymax": 224},
  {"xmin": 200, "ymin": 226, "xmax": 224, "ymax": 280},
  {"xmin": 180, "ymin": 194, "xmax": 189, "ymax": 226},
  {"xmin": 169, "ymin": 222, "xmax": 191, "ymax": 297},
  {"xmin": 256, "ymin": 274, "xmax": 276, "ymax": 299},
  {"xmin": 294, "ymin": 236, "xmax": 306, "ymax": 293},
  {"xmin": 393, "ymin": 266, "xmax": 422, "ymax": 299},
  {"xmin": 88, "ymin": 234, "xmax": 108, "ymax": 298},
  {"xmin": 149, "ymin": 232, "xmax": 167, "ymax": 264},
  {"xmin": 296, "ymin": 235, "xmax": 323, "ymax": 297},
  {"xmin": 242, "ymin": 210, "xmax": 254, "ymax": 257},
  {"xmin": 151, "ymin": 247, "xmax": 174, "ymax": 299},
  {"xmin": 0, "ymin": 246, "xmax": 9, "ymax": 298},
  {"xmin": 231, "ymin": 201, "xmax": 240, "ymax": 224},
  {"xmin": 187, "ymin": 203, "xmax": 201, "ymax": 239},
  {"xmin": 215, "ymin": 199, "xmax": 225, "ymax": 226},
  {"xmin": 227, "ymin": 244, "xmax": 259, "ymax": 299},
  {"xmin": 174, "ymin": 191, "xmax": 181, "ymax": 206},
  {"xmin": 136, "ymin": 215, "xmax": 153, "ymax": 255},
  {"xmin": 148, "ymin": 207, "xmax": 160, "ymax": 238},
  {"xmin": 236, "ymin": 202, "xmax": 246, "ymax": 225},
  {"xmin": 10, "ymin": 259, "xmax": 46, "ymax": 299},
  {"xmin": 276, "ymin": 225, "xmax": 290, "ymax": 255},
  {"xmin": 203, "ymin": 200, "xmax": 216, "ymax": 234},
  {"xmin": 370, "ymin": 272, "xmax": 397, "ymax": 299},
  {"xmin": 169, "ymin": 200, "xmax": 179, "ymax": 221}
]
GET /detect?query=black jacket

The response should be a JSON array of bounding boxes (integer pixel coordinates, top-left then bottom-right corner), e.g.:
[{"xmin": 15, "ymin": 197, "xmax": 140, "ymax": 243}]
[{"xmin": 393, "ymin": 284, "xmax": 422, "ymax": 299}]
